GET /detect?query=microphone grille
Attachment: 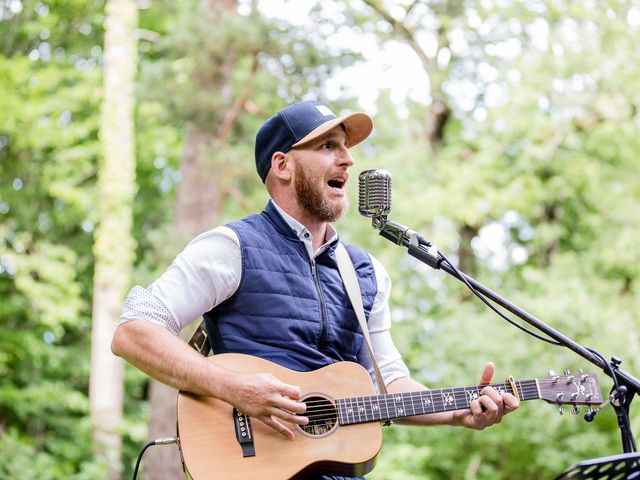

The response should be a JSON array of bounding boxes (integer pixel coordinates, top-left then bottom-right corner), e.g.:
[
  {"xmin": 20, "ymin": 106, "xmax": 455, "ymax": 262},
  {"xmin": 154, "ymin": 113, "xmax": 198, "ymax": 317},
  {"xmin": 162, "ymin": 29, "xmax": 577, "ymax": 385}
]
[{"xmin": 358, "ymin": 169, "xmax": 391, "ymax": 218}]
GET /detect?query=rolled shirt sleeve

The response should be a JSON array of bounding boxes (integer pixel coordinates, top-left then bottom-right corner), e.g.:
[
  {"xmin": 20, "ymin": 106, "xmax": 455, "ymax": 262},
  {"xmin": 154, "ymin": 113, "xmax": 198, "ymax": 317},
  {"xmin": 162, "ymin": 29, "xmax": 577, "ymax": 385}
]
[{"xmin": 119, "ymin": 226, "xmax": 241, "ymax": 334}]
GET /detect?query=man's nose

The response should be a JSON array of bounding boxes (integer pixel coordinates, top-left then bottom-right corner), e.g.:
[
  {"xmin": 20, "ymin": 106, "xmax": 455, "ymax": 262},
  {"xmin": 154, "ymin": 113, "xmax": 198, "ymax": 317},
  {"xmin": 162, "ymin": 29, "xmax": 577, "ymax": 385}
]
[{"xmin": 337, "ymin": 145, "xmax": 354, "ymax": 167}]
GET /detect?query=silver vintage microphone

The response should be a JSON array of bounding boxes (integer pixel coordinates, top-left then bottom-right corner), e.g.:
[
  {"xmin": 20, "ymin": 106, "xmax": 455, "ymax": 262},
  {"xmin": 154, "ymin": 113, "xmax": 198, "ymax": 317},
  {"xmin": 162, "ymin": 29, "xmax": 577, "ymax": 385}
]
[
  {"xmin": 358, "ymin": 169, "xmax": 392, "ymax": 228},
  {"xmin": 358, "ymin": 169, "xmax": 434, "ymax": 252}
]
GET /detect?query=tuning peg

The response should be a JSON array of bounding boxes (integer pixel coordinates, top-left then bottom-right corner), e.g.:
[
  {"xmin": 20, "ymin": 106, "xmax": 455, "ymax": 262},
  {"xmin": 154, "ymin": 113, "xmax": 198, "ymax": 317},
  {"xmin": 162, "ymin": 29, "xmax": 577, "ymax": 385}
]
[
  {"xmin": 558, "ymin": 405, "xmax": 564, "ymax": 415},
  {"xmin": 564, "ymin": 370, "xmax": 574, "ymax": 383},
  {"xmin": 571, "ymin": 405, "xmax": 581, "ymax": 415},
  {"xmin": 564, "ymin": 369, "xmax": 571, "ymax": 374},
  {"xmin": 549, "ymin": 370, "xmax": 559, "ymax": 383}
]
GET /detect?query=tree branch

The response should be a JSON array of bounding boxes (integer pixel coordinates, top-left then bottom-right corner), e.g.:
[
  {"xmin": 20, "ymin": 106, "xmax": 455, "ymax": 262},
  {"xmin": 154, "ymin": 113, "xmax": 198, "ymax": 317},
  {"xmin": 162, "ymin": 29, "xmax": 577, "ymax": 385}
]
[
  {"xmin": 215, "ymin": 54, "xmax": 259, "ymax": 142},
  {"xmin": 361, "ymin": 0, "xmax": 436, "ymax": 76}
]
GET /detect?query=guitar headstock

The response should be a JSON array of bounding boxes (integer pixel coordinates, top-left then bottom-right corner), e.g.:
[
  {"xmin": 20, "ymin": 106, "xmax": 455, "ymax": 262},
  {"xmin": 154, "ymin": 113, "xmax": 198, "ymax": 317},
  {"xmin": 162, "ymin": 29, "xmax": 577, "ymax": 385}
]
[{"xmin": 538, "ymin": 371, "xmax": 603, "ymax": 406}]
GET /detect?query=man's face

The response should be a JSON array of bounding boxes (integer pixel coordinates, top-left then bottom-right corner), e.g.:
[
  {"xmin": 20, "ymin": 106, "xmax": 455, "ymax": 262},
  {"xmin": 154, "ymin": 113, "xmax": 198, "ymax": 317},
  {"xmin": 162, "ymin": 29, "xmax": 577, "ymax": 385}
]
[{"xmin": 290, "ymin": 126, "xmax": 354, "ymax": 222}]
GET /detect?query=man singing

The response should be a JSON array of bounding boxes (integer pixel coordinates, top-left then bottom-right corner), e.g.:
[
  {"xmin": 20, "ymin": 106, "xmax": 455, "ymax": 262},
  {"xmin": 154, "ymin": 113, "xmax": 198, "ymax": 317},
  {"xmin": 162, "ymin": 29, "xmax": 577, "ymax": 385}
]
[{"xmin": 112, "ymin": 100, "xmax": 519, "ymax": 479}]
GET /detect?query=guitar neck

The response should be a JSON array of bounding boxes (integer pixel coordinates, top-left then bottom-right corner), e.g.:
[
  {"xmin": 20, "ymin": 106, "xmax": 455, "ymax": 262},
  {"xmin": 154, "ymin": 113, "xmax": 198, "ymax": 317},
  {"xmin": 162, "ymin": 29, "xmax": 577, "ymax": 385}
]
[{"xmin": 336, "ymin": 379, "xmax": 539, "ymax": 426}]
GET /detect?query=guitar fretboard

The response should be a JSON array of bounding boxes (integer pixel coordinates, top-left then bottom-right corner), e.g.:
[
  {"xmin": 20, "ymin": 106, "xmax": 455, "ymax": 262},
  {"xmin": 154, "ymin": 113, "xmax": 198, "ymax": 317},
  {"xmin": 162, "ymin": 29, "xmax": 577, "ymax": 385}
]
[{"xmin": 336, "ymin": 380, "xmax": 538, "ymax": 426}]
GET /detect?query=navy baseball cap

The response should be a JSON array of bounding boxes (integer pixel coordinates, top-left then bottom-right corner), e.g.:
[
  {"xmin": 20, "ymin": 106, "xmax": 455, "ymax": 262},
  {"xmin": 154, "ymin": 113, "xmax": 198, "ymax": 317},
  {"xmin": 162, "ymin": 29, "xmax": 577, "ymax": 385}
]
[{"xmin": 255, "ymin": 100, "xmax": 373, "ymax": 183}]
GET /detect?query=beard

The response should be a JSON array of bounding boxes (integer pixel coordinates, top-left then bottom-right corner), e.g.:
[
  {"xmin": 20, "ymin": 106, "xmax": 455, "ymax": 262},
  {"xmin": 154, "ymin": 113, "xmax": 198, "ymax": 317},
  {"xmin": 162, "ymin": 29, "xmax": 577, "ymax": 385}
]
[{"xmin": 294, "ymin": 163, "xmax": 348, "ymax": 223}]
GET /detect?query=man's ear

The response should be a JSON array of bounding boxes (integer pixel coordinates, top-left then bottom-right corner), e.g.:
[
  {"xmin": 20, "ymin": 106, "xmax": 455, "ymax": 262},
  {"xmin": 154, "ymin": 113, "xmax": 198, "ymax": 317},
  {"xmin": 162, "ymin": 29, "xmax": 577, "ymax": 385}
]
[{"xmin": 270, "ymin": 151, "xmax": 291, "ymax": 181}]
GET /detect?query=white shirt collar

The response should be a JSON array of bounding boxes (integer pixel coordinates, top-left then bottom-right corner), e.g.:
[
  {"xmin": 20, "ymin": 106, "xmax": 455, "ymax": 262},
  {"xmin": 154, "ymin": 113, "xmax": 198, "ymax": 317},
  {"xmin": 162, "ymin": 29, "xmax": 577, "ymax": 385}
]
[{"xmin": 270, "ymin": 199, "xmax": 338, "ymax": 258}]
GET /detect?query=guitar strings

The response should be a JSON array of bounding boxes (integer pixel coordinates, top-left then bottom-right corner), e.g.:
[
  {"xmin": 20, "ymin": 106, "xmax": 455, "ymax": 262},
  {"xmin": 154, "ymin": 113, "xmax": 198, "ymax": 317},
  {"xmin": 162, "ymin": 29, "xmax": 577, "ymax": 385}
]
[
  {"xmin": 301, "ymin": 388, "xmax": 539, "ymax": 410},
  {"xmin": 300, "ymin": 386, "xmax": 575, "ymax": 411},
  {"xmin": 299, "ymin": 382, "xmax": 538, "ymax": 407},
  {"xmin": 296, "ymin": 379, "xmax": 597, "ymax": 421},
  {"xmin": 300, "ymin": 378, "xmax": 595, "ymax": 408},
  {"xmin": 298, "ymin": 376, "xmax": 594, "ymax": 400}
]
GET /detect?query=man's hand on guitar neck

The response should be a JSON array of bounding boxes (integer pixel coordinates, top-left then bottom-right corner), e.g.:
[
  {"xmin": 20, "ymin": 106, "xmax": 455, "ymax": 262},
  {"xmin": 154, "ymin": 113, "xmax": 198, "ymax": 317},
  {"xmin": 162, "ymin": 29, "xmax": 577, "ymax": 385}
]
[
  {"xmin": 387, "ymin": 361, "xmax": 519, "ymax": 430},
  {"xmin": 219, "ymin": 371, "xmax": 309, "ymax": 440},
  {"xmin": 450, "ymin": 362, "xmax": 520, "ymax": 430}
]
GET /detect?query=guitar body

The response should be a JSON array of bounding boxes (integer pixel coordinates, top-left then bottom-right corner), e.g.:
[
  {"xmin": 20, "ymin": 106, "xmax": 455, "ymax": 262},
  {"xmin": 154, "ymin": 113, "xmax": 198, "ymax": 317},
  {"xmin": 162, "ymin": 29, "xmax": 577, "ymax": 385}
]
[
  {"xmin": 177, "ymin": 353, "xmax": 382, "ymax": 480},
  {"xmin": 177, "ymin": 354, "xmax": 603, "ymax": 479}
]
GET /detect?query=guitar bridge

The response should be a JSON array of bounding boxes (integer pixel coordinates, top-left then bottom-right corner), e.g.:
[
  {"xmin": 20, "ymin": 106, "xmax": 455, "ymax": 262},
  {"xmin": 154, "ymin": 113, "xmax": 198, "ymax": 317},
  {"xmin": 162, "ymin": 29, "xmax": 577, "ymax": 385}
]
[{"xmin": 232, "ymin": 408, "xmax": 255, "ymax": 457}]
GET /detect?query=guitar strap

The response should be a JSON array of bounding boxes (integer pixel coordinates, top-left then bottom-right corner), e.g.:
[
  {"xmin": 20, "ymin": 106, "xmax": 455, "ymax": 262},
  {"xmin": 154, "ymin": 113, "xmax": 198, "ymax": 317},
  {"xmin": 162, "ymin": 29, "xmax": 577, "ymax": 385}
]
[
  {"xmin": 334, "ymin": 243, "xmax": 389, "ymax": 396},
  {"xmin": 187, "ymin": 243, "xmax": 390, "ymax": 397}
]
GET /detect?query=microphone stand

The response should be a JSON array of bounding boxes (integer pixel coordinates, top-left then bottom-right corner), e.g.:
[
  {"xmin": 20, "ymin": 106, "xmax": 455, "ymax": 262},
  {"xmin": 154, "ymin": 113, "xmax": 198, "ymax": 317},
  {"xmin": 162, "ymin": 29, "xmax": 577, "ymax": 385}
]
[{"xmin": 374, "ymin": 217, "xmax": 639, "ymax": 454}]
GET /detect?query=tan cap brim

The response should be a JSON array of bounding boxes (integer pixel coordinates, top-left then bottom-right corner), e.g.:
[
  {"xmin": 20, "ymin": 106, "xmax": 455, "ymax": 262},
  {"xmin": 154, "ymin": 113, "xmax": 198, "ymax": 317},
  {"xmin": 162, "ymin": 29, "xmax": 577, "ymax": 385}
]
[{"xmin": 291, "ymin": 112, "xmax": 373, "ymax": 150}]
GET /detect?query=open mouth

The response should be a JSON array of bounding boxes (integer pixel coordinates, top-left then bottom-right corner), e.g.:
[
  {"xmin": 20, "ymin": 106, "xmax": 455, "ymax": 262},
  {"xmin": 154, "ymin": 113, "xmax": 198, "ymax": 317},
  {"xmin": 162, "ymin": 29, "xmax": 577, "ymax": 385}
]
[{"xmin": 327, "ymin": 177, "xmax": 347, "ymax": 190}]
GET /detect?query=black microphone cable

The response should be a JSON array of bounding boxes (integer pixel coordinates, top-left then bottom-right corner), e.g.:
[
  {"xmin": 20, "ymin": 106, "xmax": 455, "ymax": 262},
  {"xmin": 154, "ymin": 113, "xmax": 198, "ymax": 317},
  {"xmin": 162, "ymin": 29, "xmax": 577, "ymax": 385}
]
[
  {"xmin": 357, "ymin": 169, "xmax": 560, "ymax": 345},
  {"xmin": 438, "ymin": 244, "xmax": 637, "ymax": 447},
  {"xmin": 132, "ymin": 437, "xmax": 179, "ymax": 480},
  {"xmin": 432, "ymin": 246, "xmax": 562, "ymax": 346},
  {"xmin": 430, "ymin": 242, "xmax": 636, "ymax": 448},
  {"xmin": 358, "ymin": 169, "xmax": 635, "ymax": 444}
]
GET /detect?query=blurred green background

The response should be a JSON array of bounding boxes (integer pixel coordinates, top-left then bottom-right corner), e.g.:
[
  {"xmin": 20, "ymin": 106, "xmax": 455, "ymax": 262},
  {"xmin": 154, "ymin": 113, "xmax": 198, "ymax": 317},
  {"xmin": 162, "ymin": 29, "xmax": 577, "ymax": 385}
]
[{"xmin": 1, "ymin": 0, "xmax": 639, "ymax": 478}]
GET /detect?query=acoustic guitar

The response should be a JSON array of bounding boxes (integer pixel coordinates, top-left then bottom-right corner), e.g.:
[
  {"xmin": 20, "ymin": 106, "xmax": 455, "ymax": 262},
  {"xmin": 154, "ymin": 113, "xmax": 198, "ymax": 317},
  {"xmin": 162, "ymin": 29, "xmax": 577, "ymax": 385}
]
[{"xmin": 177, "ymin": 353, "xmax": 602, "ymax": 479}]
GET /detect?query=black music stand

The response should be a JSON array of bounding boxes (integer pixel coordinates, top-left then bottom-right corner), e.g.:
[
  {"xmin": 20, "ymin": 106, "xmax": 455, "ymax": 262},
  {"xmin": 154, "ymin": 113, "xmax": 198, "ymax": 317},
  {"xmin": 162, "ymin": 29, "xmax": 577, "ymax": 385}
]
[{"xmin": 555, "ymin": 453, "xmax": 640, "ymax": 480}]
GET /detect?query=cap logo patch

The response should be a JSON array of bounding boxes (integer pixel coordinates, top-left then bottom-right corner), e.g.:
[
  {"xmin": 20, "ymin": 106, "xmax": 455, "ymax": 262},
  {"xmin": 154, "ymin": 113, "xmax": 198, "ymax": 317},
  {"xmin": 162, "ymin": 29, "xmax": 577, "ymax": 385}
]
[{"xmin": 315, "ymin": 105, "xmax": 334, "ymax": 117}]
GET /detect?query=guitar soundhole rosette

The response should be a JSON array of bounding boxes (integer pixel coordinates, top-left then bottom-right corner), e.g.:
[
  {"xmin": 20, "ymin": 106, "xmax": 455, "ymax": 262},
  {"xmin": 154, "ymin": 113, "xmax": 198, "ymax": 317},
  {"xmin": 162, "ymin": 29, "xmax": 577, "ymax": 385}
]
[{"xmin": 299, "ymin": 395, "xmax": 338, "ymax": 437}]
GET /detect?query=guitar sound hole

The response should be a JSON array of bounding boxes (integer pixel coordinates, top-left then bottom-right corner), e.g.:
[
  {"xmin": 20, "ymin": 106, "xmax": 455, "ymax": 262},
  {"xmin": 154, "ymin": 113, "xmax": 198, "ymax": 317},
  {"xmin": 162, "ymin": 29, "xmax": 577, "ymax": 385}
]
[{"xmin": 299, "ymin": 395, "xmax": 337, "ymax": 437}]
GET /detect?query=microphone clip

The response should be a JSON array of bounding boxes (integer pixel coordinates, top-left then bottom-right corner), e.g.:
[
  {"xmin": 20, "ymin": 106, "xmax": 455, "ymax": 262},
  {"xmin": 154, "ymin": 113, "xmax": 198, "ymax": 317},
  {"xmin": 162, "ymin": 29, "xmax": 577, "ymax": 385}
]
[
  {"xmin": 374, "ymin": 217, "xmax": 442, "ymax": 269},
  {"xmin": 371, "ymin": 214, "xmax": 387, "ymax": 231},
  {"xmin": 407, "ymin": 237, "xmax": 442, "ymax": 270}
]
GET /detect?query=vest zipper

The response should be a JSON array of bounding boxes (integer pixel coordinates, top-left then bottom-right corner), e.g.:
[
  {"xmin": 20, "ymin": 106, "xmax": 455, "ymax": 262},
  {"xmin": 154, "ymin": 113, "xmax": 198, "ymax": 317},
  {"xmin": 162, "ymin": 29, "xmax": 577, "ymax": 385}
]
[{"xmin": 310, "ymin": 258, "xmax": 328, "ymax": 349}]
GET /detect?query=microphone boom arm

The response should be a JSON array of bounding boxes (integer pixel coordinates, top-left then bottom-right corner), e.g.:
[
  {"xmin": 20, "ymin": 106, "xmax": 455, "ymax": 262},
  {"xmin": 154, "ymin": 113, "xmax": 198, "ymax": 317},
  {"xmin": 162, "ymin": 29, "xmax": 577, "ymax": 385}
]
[{"xmin": 371, "ymin": 215, "xmax": 639, "ymax": 453}]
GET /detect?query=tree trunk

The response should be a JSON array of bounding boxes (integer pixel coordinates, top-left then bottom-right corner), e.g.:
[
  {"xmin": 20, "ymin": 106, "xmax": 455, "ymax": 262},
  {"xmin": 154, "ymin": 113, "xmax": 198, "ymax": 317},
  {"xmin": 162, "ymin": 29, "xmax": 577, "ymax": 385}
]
[
  {"xmin": 144, "ymin": 0, "xmax": 240, "ymax": 474},
  {"xmin": 143, "ymin": 122, "xmax": 224, "ymax": 480},
  {"xmin": 458, "ymin": 223, "xmax": 479, "ymax": 294},
  {"xmin": 143, "ymin": 130, "xmax": 223, "ymax": 480},
  {"xmin": 172, "ymin": 124, "xmax": 222, "ymax": 237},
  {"xmin": 90, "ymin": 0, "xmax": 138, "ymax": 478}
]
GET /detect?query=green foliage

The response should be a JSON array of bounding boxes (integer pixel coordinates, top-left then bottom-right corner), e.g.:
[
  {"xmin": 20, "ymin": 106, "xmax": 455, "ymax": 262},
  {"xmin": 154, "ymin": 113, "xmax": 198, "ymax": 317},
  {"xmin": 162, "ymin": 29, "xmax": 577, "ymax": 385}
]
[
  {"xmin": 0, "ymin": 0, "xmax": 104, "ymax": 57},
  {"xmin": 1, "ymin": 1, "xmax": 109, "ymax": 476},
  {"xmin": 2, "ymin": 0, "xmax": 640, "ymax": 478},
  {"xmin": 348, "ymin": 1, "xmax": 640, "ymax": 478}
]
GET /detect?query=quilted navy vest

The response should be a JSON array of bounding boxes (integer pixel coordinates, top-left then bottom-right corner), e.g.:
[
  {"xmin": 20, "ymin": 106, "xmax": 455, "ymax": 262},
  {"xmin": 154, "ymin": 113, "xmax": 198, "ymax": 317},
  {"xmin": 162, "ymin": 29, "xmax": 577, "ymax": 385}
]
[{"xmin": 203, "ymin": 201, "xmax": 378, "ymax": 372}]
